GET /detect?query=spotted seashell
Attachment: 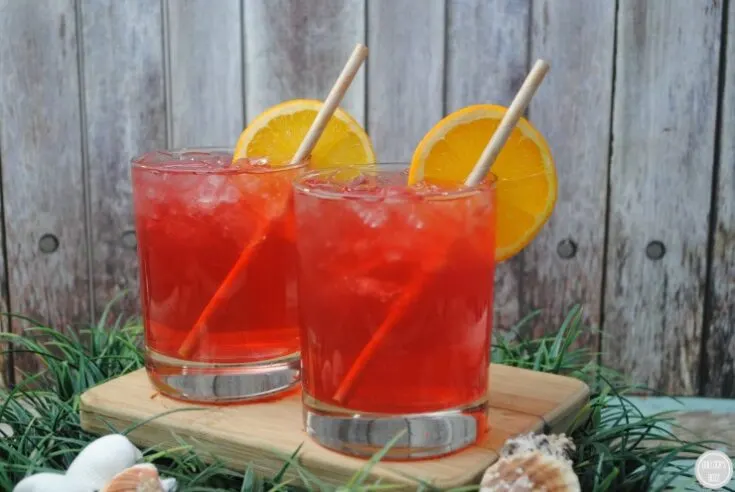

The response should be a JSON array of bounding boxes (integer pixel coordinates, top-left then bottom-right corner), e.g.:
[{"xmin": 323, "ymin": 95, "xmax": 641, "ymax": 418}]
[
  {"xmin": 481, "ymin": 451, "xmax": 580, "ymax": 492},
  {"xmin": 500, "ymin": 433, "xmax": 576, "ymax": 464},
  {"xmin": 101, "ymin": 464, "xmax": 164, "ymax": 492}
]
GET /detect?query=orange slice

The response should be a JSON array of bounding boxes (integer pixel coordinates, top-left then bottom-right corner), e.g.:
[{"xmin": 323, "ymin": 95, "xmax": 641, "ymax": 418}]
[
  {"xmin": 234, "ymin": 99, "xmax": 375, "ymax": 167},
  {"xmin": 409, "ymin": 104, "xmax": 557, "ymax": 262}
]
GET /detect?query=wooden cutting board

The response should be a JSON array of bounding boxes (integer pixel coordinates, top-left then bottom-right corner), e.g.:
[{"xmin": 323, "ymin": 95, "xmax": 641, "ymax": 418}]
[{"xmin": 80, "ymin": 364, "xmax": 589, "ymax": 490}]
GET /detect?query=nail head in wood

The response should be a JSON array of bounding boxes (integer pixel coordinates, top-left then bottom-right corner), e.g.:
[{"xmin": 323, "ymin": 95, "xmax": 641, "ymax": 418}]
[
  {"xmin": 39, "ymin": 233, "xmax": 59, "ymax": 254},
  {"xmin": 557, "ymin": 239, "xmax": 577, "ymax": 259},
  {"xmin": 121, "ymin": 230, "xmax": 137, "ymax": 250},
  {"xmin": 645, "ymin": 240, "xmax": 666, "ymax": 260}
]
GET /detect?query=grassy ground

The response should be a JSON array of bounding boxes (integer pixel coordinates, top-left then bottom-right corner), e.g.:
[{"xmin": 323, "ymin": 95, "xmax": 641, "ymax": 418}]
[{"xmin": 0, "ymin": 301, "xmax": 731, "ymax": 491}]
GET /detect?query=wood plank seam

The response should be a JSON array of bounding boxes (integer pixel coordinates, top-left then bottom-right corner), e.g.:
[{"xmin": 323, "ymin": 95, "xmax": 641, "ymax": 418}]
[
  {"xmin": 73, "ymin": 0, "xmax": 96, "ymax": 323},
  {"xmin": 162, "ymin": 0, "xmax": 173, "ymax": 150},
  {"xmin": 700, "ymin": 0, "xmax": 734, "ymax": 397},
  {"xmin": 597, "ymin": 0, "xmax": 620, "ymax": 368},
  {"xmin": 0, "ymin": 158, "xmax": 12, "ymax": 386}
]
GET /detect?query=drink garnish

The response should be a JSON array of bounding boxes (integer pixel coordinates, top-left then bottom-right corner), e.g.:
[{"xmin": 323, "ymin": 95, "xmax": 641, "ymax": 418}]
[
  {"xmin": 232, "ymin": 98, "xmax": 375, "ymax": 169},
  {"xmin": 333, "ymin": 59, "xmax": 554, "ymax": 404},
  {"xmin": 408, "ymin": 63, "xmax": 556, "ymax": 261}
]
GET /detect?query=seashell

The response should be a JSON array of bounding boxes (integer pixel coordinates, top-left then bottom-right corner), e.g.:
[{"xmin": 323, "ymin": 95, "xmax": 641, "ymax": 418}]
[
  {"xmin": 500, "ymin": 433, "xmax": 576, "ymax": 465},
  {"xmin": 101, "ymin": 464, "xmax": 164, "ymax": 492},
  {"xmin": 160, "ymin": 477, "xmax": 178, "ymax": 492},
  {"xmin": 480, "ymin": 451, "xmax": 580, "ymax": 492},
  {"xmin": 66, "ymin": 434, "xmax": 143, "ymax": 489},
  {"xmin": 0, "ymin": 422, "xmax": 13, "ymax": 438},
  {"xmin": 13, "ymin": 472, "xmax": 89, "ymax": 492}
]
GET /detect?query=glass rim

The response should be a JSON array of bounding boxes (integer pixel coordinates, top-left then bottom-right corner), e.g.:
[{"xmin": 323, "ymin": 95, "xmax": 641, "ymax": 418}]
[
  {"xmin": 292, "ymin": 162, "xmax": 497, "ymax": 201},
  {"xmin": 130, "ymin": 146, "xmax": 308, "ymax": 175}
]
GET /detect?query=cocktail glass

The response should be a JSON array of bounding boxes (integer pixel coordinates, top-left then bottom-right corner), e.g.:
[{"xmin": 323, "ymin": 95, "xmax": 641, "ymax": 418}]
[
  {"xmin": 292, "ymin": 163, "xmax": 496, "ymax": 459},
  {"xmin": 131, "ymin": 148, "xmax": 305, "ymax": 403}
]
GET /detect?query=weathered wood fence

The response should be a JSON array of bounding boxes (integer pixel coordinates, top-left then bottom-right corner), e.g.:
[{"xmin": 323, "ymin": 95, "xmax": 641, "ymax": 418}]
[{"xmin": 0, "ymin": 0, "xmax": 733, "ymax": 397}]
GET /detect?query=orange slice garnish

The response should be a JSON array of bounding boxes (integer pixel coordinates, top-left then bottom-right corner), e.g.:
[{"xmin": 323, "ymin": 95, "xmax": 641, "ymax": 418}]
[
  {"xmin": 409, "ymin": 104, "xmax": 557, "ymax": 261},
  {"xmin": 234, "ymin": 99, "xmax": 375, "ymax": 167}
]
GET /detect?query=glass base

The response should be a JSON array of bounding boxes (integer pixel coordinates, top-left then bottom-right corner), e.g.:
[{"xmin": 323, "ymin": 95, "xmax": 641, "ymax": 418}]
[
  {"xmin": 145, "ymin": 348, "xmax": 301, "ymax": 403},
  {"xmin": 303, "ymin": 393, "xmax": 488, "ymax": 460}
]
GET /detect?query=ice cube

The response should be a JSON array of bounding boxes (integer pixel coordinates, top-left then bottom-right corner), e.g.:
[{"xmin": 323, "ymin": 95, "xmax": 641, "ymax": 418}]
[
  {"xmin": 196, "ymin": 175, "xmax": 227, "ymax": 209},
  {"xmin": 231, "ymin": 173, "xmax": 260, "ymax": 196},
  {"xmin": 351, "ymin": 277, "xmax": 399, "ymax": 302},
  {"xmin": 147, "ymin": 150, "xmax": 177, "ymax": 163},
  {"xmin": 219, "ymin": 182, "xmax": 242, "ymax": 204},
  {"xmin": 145, "ymin": 185, "xmax": 159, "ymax": 201},
  {"xmin": 345, "ymin": 173, "xmax": 379, "ymax": 193},
  {"xmin": 349, "ymin": 201, "xmax": 388, "ymax": 229},
  {"xmin": 404, "ymin": 202, "xmax": 427, "ymax": 230},
  {"xmin": 172, "ymin": 151, "xmax": 232, "ymax": 170},
  {"xmin": 161, "ymin": 171, "xmax": 201, "ymax": 194},
  {"xmin": 230, "ymin": 173, "xmax": 291, "ymax": 220},
  {"xmin": 211, "ymin": 152, "xmax": 233, "ymax": 167},
  {"xmin": 181, "ymin": 151, "xmax": 214, "ymax": 161}
]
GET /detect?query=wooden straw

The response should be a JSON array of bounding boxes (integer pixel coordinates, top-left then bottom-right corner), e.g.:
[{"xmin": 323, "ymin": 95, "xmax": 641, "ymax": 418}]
[
  {"xmin": 333, "ymin": 59, "xmax": 551, "ymax": 404},
  {"xmin": 464, "ymin": 59, "xmax": 550, "ymax": 186},
  {"xmin": 291, "ymin": 44, "xmax": 369, "ymax": 164},
  {"xmin": 178, "ymin": 43, "xmax": 369, "ymax": 358}
]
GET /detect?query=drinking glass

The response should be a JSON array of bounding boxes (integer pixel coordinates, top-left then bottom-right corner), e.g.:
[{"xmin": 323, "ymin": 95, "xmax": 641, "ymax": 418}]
[
  {"xmin": 131, "ymin": 148, "xmax": 304, "ymax": 403},
  {"xmin": 292, "ymin": 164, "xmax": 496, "ymax": 459}
]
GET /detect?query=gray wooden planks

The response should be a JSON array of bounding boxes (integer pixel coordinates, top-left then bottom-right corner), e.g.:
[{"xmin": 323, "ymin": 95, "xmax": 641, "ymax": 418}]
[
  {"xmin": 445, "ymin": 0, "xmax": 530, "ymax": 331},
  {"xmin": 704, "ymin": 1, "xmax": 735, "ymax": 397},
  {"xmin": 80, "ymin": 0, "xmax": 167, "ymax": 321},
  {"xmin": 446, "ymin": 0, "xmax": 529, "ymax": 112},
  {"xmin": 167, "ymin": 0, "xmax": 244, "ymax": 148},
  {"xmin": 0, "ymin": 0, "xmax": 734, "ymax": 397},
  {"xmin": 0, "ymin": 0, "xmax": 90, "ymax": 375},
  {"xmin": 523, "ymin": 0, "xmax": 616, "ymax": 342},
  {"xmin": 367, "ymin": 0, "xmax": 445, "ymax": 161},
  {"xmin": 244, "ymin": 0, "xmax": 365, "ymax": 125},
  {"xmin": 603, "ymin": 1, "xmax": 722, "ymax": 394}
]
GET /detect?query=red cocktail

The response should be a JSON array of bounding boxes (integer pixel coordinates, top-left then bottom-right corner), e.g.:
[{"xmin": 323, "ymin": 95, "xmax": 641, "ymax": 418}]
[
  {"xmin": 131, "ymin": 149, "xmax": 304, "ymax": 402},
  {"xmin": 293, "ymin": 164, "xmax": 496, "ymax": 459}
]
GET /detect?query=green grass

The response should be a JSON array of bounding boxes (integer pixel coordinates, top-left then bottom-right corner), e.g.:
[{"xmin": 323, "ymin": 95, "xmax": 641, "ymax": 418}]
[{"xmin": 0, "ymin": 301, "xmax": 731, "ymax": 491}]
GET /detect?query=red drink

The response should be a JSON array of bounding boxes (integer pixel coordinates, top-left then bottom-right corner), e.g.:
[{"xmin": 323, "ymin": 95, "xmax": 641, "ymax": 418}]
[
  {"xmin": 293, "ymin": 165, "xmax": 496, "ymax": 459},
  {"xmin": 131, "ymin": 149, "xmax": 304, "ymax": 402}
]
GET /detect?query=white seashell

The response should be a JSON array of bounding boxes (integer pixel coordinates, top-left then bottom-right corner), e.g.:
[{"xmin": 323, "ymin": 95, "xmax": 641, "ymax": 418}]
[
  {"xmin": 13, "ymin": 472, "xmax": 89, "ymax": 492},
  {"xmin": 101, "ymin": 464, "xmax": 164, "ymax": 492},
  {"xmin": 66, "ymin": 434, "xmax": 143, "ymax": 489},
  {"xmin": 481, "ymin": 451, "xmax": 581, "ymax": 492},
  {"xmin": 160, "ymin": 477, "xmax": 178, "ymax": 492},
  {"xmin": 0, "ymin": 422, "xmax": 13, "ymax": 438}
]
